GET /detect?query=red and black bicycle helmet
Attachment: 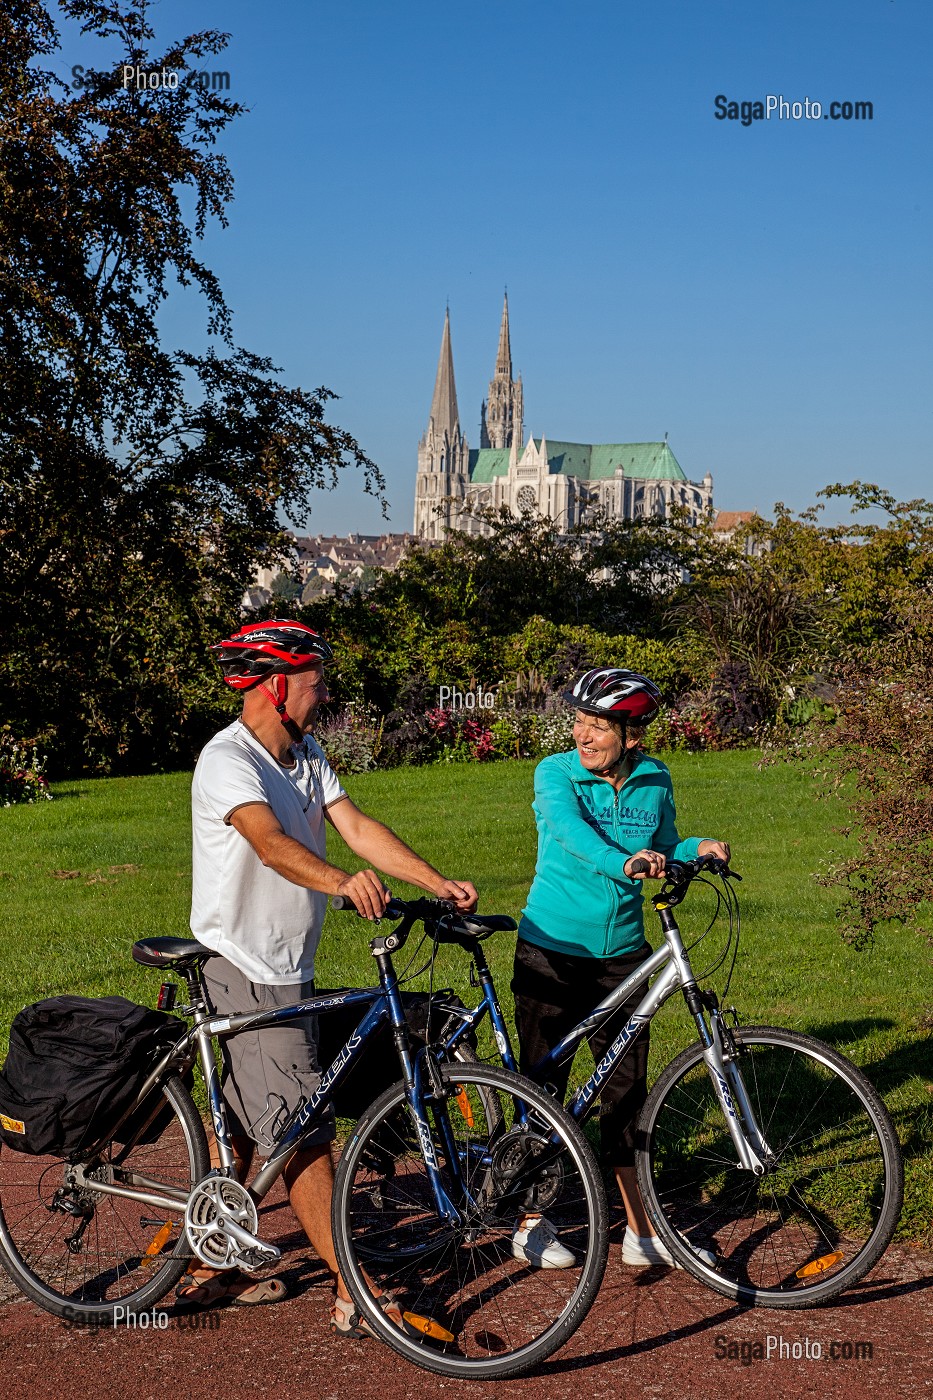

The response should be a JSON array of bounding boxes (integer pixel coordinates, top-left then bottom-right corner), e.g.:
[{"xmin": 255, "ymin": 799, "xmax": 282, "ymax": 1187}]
[
  {"xmin": 563, "ymin": 668, "xmax": 662, "ymax": 724},
  {"xmin": 212, "ymin": 620, "xmax": 333, "ymax": 690}
]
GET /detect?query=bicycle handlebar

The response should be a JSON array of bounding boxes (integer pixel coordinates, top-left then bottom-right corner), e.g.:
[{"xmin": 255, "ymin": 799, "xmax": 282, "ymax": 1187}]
[
  {"xmin": 627, "ymin": 854, "xmax": 739, "ymax": 883},
  {"xmin": 329, "ymin": 893, "xmax": 517, "ymax": 953},
  {"xmin": 330, "ymin": 894, "xmax": 409, "ymax": 919}
]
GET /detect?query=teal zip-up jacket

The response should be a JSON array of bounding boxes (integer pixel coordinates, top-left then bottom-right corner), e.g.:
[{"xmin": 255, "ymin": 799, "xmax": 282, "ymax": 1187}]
[{"xmin": 519, "ymin": 748, "xmax": 710, "ymax": 958}]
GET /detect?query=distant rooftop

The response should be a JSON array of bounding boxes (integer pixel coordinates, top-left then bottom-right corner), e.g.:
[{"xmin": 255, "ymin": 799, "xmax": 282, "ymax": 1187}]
[{"xmin": 714, "ymin": 511, "xmax": 759, "ymax": 531}]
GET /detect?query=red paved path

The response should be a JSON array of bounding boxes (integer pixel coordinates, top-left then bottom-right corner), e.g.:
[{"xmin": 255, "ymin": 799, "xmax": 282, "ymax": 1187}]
[{"xmin": 3, "ymin": 1190, "xmax": 931, "ymax": 1400}]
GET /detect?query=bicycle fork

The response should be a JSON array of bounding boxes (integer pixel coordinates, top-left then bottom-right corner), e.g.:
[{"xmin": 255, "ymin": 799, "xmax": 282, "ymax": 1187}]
[{"xmin": 661, "ymin": 909, "xmax": 773, "ymax": 1176}]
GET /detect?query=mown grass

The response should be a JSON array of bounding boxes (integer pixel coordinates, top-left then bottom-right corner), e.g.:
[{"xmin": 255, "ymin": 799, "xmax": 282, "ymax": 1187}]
[{"xmin": 0, "ymin": 752, "xmax": 931, "ymax": 1238}]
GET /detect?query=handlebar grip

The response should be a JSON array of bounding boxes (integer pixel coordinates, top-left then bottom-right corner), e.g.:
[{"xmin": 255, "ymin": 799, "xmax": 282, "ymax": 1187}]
[
  {"xmin": 330, "ymin": 894, "xmax": 407, "ymax": 919},
  {"xmin": 628, "ymin": 858, "xmax": 651, "ymax": 876}
]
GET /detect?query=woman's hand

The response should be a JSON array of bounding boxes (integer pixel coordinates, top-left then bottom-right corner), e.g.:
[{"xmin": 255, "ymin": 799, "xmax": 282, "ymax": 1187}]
[
  {"xmin": 697, "ymin": 839, "xmax": 731, "ymax": 863},
  {"xmin": 623, "ymin": 849, "xmax": 666, "ymax": 879}
]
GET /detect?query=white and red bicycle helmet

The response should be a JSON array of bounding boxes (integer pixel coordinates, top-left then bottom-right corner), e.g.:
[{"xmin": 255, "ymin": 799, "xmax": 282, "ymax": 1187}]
[
  {"xmin": 212, "ymin": 620, "xmax": 333, "ymax": 743},
  {"xmin": 563, "ymin": 668, "xmax": 662, "ymax": 724}
]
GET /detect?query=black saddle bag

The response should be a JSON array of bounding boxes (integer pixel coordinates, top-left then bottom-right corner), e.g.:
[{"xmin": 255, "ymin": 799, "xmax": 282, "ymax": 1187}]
[
  {"xmin": 315, "ymin": 989, "xmax": 476, "ymax": 1120},
  {"xmin": 0, "ymin": 995, "xmax": 185, "ymax": 1158}
]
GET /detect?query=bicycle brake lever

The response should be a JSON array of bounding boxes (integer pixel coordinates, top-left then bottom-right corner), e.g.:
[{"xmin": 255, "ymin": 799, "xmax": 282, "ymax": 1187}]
[{"xmin": 702, "ymin": 856, "xmax": 741, "ymax": 881}]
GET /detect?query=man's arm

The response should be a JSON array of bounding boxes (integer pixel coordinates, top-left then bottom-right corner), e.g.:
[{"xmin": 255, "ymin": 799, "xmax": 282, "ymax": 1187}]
[
  {"xmin": 228, "ymin": 799, "xmax": 476, "ymax": 919},
  {"xmin": 229, "ymin": 801, "xmax": 350, "ymax": 892},
  {"xmin": 325, "ymin": 797, "xmax": 477, "ymax": 912}
]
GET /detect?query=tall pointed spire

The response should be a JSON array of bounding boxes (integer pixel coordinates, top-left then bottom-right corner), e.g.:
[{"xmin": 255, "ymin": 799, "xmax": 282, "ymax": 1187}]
[
  {"xmin": 428, "ymin": 307, "xmax": 460, "ymax": 440},
  {"xmin": 481, "ymin": 292, "xmax": 523, "ymax": 450},
  {"xmin": 495, "ymin": 291, "xmax": 512, "ymax": 374}
]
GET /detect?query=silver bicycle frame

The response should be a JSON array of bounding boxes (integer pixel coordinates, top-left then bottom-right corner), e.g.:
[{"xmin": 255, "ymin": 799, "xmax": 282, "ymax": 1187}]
[{"xmin": 558, "ymin": 915, "xmax": 772, "ymax": 1174}]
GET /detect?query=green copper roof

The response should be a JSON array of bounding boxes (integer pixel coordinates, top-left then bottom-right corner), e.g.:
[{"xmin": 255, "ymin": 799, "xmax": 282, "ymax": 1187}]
[
  {"xmin": 468, "ymin": 448, "xmax": 511, "ymax": 482},
  {"xmin": 468, "ymin": 440, "xmax": 687, "ymax": 484}
]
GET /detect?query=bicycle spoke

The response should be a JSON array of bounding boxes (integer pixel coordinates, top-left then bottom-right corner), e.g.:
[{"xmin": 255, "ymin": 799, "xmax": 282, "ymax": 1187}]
[
  {"xmin": 0, "ymin": 1077, "xmax": 206, "ymax": 1318},
  {"xmin": 333, "ymin": 1062, "xmax": 606, "ymax": 1378},
  {"xmin": 638, "ymin": 1029, "xmax": 901, "ymax": 1304}
]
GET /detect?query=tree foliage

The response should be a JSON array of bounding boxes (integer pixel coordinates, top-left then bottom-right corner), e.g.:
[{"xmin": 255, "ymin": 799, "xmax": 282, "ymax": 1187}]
[
  {"xmin": 792, "ymin": 587, "xmax": 933, "ymax": 949},
  {"xmin": 0, "ymin": 0, "xmax": 382, "ymax": 771},
  {"xmin": 763, "ymin": 487, "xmax": 933, "ymax": 948}
]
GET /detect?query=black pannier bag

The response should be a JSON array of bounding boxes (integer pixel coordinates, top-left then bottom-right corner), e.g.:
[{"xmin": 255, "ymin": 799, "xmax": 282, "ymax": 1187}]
[
  {"xmin": 316, "ymin": 989, "xmax": 476, "ymax": 1120},
  {"xmin": 0, "ymin": 995, "xmax": 185, "ymax": 1158}
]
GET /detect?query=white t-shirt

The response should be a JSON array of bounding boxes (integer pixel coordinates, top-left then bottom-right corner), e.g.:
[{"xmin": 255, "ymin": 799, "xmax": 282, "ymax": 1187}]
[{"xmin": 190, "ymin": 720, "xmax": 347, "ymax": 984}]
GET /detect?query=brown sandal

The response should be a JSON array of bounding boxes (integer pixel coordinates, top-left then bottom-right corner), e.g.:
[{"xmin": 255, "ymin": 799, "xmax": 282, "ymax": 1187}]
[{"xmin": 176, "ymin": 1269, "xmax": 287, "ymax": 1309}]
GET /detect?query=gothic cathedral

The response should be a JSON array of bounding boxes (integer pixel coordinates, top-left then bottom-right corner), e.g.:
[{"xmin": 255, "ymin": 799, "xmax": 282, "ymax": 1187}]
[{"xmin": 413, "ymin": 296, "xmax": 713, "ymax": 540}]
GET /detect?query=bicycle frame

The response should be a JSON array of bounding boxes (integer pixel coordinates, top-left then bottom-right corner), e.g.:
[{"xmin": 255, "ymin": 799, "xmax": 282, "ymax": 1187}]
[
  {"xmin": 70, "ymin": 936, "xmax": 475, "ymax": 1239},
  {"xmin": 440, "ymin": 904, "xmax": 772, "ymax": 1176}
]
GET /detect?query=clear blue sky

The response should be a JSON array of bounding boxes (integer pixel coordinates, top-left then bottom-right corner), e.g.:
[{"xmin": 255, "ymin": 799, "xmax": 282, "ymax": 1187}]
[{"xmin": 54, "ymin": 0, "xmax": 931, "ymax": 535}]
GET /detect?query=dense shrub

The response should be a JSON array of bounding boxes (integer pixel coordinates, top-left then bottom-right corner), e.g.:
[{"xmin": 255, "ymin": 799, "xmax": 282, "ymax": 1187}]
[
  {"xmin": 779, "ymin": 586, "xmax": 933, "ymax": 949},
  {"xmin": 649, "ymin": 705, "xmax": 722, "ymax": 753}
]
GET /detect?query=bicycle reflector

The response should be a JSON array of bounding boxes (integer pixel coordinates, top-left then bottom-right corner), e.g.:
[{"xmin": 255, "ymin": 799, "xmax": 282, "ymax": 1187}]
[
  {"xmin": 795, "ymin": 1251, "xmax": 844, "ymax": 1278},
  {"xmin": 454, "ymin": 1084, "xmax": 475, "ymax": 1127},
  {"xmin": 403, "ymin": 1311, "xmax": 456, "ymax": 1344},
  {"xmin": 141, "ymin": 1222, "xmax": 173, "ymax": 1268},
  {"xmin": 157, "ymin": 983, "xmax": 177, "ymax": 1011}
]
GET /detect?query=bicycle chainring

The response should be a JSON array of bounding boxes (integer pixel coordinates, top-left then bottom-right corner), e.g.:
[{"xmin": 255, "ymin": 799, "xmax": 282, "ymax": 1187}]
[{"xmin": 184, "ymin": 1175, "xmax": 260, "ymax": 1270}]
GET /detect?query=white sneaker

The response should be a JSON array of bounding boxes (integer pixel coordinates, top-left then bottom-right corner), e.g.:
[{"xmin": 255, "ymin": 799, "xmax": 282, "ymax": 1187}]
[
  {"xmin": 512, "ymin": 1215, "xmax": 576, "ymax": 1270},
  {"xmin": 621, "ymin": 1225, "xmax": 717, "ymax": 1269}
]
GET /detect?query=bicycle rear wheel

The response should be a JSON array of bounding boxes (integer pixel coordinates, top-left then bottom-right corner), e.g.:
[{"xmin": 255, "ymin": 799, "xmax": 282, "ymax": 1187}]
[
  {"xmin": 332, "ymin": 1061, "xmax": 607, "ymax": 1379},
  {"xmin": 637, "ymin": 1026, "xmax": 903, "ymax": 1306},
  {"xmin": 0, "ymin": 1075, "xmax": 208, "ymax": 1320}
]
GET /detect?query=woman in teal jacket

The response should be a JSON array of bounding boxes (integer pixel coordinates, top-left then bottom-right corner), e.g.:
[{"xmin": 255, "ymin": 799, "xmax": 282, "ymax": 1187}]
[{"xmin": 511, "ymin": 668, "xmax": 730, "ymax": 1272}]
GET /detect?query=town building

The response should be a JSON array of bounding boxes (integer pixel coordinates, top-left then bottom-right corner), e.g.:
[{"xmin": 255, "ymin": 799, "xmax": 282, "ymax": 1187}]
[
  {"xmin": 242, "ymin": 532, "xmax": 419, "ymax": 609},
  {"xmin": 413, "ymin": 296, "xmax": 714, "ymax": 540},
  {"xmin": 712, "ymin": 510, "xmax": 767, "ymax": 557}
]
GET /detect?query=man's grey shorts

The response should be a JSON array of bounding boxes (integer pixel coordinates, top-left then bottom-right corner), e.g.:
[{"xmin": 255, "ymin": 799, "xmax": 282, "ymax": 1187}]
[{"xmin": 202, "ymin": 956, "xmax": 335, "ymax": 1155}]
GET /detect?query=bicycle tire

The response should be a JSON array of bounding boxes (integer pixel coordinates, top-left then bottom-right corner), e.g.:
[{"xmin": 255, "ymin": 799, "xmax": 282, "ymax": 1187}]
[
  {"xmin": 332, "ymin": 1061, "xmax": 608, "ymax": 1379},
  {"xmin": 0, "ymin": 1075, "xmax": 209, "ymax": 1320},
  {"xmin": 636, "ymin": 1025, "xmax": 903, "ymax": 1307}
]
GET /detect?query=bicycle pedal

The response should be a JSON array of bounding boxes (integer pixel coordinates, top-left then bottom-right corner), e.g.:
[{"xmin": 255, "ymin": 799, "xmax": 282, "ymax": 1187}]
[{"xmin": 238, "ymin": 1243, "xmax": 282, "ymax": 1272}]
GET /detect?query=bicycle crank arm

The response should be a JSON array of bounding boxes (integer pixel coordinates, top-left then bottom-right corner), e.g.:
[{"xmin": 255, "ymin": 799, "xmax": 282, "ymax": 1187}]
[{"xmin": 210, "ymin": 1214, "xmax": 282, "ymax": 1269}]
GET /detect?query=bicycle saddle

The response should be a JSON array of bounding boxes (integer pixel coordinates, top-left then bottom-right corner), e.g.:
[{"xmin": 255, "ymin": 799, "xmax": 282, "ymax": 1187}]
[
  {"xmin": 132, "ymin": 936, "xmax": 220, "ymax": 968},
  {"xmin": 432, "ymin": 913, "xmax": 517, "ymax": 943}
]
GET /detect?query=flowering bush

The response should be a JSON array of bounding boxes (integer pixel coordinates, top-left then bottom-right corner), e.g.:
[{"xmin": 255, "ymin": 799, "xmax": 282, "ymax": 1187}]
[
  {"xmin": 463, "ymin": 718, "xmax": 495, "ymax": 761},
  {"xmin": 0, "ymin": 735, "xmax": 53, "ymax": 806},
  {"xmin": 316, "ymin": 705, "xmax": 383, "ymax": 774},
  {"xmin": 649, "ymin": 705, "xmax": 721, "ymax": 753},
  {"xmin": 488, "ymin": 710, "xmax": 536, "ymax": 760},
  {"xmin": 533, "ymin": 703, "xmax": 576, "ymax": 756}
]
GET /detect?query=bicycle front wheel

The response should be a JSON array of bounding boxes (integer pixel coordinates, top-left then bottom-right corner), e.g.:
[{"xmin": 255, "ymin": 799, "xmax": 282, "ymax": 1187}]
[
  {"xmin": 0, "ymin": 1075, "xmax": 208, "ymax": 1320},
  {"xmin": 637, "ymin": 1026, "xmax": 903, "ymax": 1307},
  {"xmin": 332, "ymin": 1061, "xmax": 607, "ymax": 1380},
  {"xmin": 352, "ymin": 1044, "xmax": 504, "ymax": 1267}
]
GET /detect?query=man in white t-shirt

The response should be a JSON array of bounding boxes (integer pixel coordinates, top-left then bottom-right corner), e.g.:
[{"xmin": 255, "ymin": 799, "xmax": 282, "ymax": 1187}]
[{"xmin": 184, "ymin": 619, "xmax": 477, "ymax": 1331}]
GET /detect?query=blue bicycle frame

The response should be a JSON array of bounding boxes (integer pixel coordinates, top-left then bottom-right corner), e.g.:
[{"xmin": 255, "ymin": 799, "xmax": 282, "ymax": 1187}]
[{"xmin": 128, "ymin": 926, "xmax": 481, "ymax": 1230}]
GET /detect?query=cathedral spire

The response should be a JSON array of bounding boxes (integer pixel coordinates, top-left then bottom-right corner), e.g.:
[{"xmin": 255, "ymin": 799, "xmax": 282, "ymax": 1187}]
[
  {"xmin": 428, "ymin": 307, "xmax": 460, "ymax": 439},
  {"xmin": 495, "ymin": 291, "xmax": 512, "ymax": 374},
  {"xmin": 480, "ymin": 292, "xmax": 523, "ymax": 450}
]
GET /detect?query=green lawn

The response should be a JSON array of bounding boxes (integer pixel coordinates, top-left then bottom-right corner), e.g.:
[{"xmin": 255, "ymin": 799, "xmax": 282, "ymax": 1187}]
[{"xmin": 1, "ymin": 752, "xmax": 931, "ymax": 1238}]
